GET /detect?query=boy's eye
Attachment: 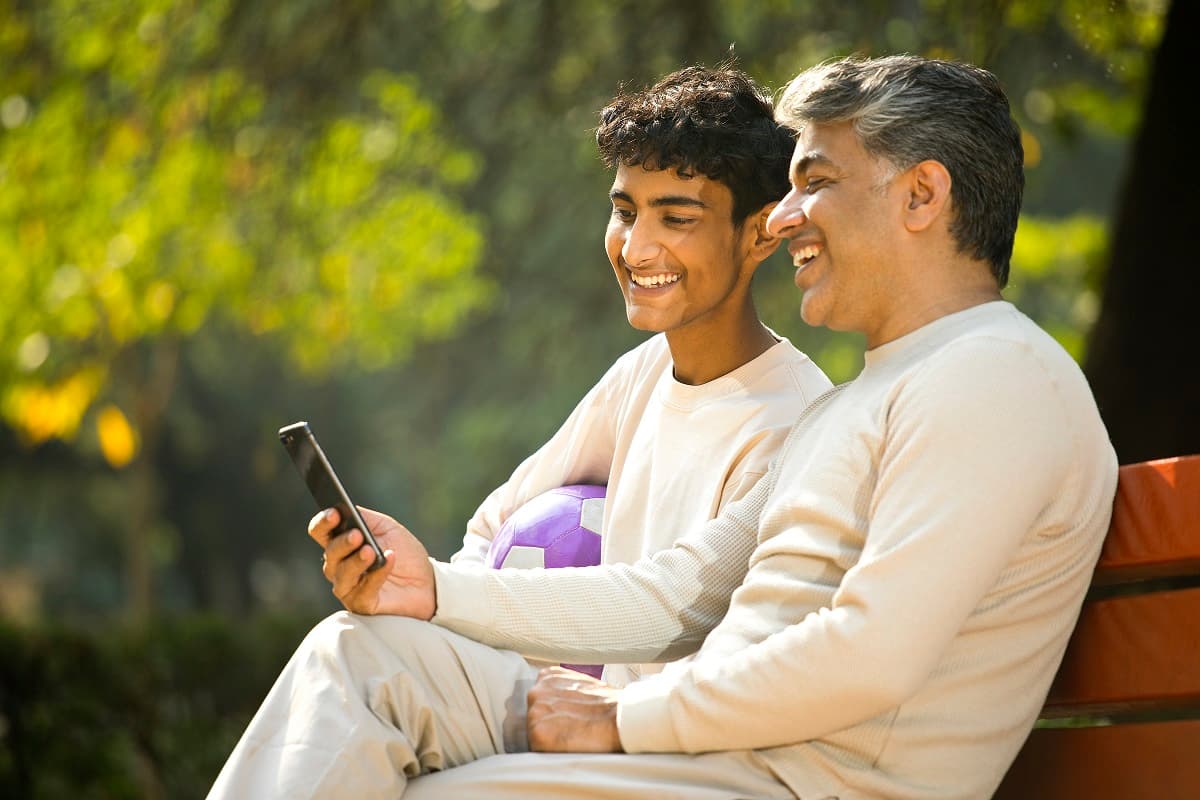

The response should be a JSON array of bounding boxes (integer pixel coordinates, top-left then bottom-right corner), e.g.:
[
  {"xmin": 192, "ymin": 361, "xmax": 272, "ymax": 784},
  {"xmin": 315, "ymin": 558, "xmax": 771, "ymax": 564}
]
[
  {"xmin": 664, "ymin": 215, "xmax": 696, "ymax": 226},
  {"xmin": 611, "ymin": 207, "xmax": 635, "ymax": 221}
]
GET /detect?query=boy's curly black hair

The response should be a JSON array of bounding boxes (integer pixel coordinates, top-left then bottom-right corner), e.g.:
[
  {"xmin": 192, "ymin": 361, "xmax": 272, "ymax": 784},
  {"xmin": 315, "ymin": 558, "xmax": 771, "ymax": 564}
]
[{"xmin": 596, "ymin": 64, "xmax": 796, "ymax": 223}]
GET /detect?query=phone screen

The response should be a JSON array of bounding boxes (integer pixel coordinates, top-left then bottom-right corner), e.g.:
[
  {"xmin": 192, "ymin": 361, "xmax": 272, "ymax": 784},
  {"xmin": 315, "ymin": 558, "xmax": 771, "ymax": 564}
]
[{"xmin": 279, "ymin": 421, "xmax": 386, "ymax": 571}]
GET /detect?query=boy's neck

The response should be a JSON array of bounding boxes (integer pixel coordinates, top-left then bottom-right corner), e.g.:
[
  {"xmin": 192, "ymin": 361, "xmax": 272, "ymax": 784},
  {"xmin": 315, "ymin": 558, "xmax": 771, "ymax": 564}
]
[{"xmin": 665, "ymin": 315, "xmax": 778, "ymax": 386}]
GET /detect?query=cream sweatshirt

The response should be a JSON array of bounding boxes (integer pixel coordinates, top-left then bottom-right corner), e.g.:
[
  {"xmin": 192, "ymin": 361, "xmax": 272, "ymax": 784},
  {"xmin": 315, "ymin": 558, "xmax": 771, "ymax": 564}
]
[
  {"xmin": 450, "ymin": 332, "xmax": 831, "ymax": 684},
  {"xmin": 433, "ymin": 302, "xmax": 1118, "ymax": 799}
]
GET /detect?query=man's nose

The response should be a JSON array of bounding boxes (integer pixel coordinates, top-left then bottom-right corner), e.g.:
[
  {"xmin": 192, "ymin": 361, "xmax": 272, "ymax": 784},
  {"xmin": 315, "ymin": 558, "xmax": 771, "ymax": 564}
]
[{"xmin": 765, "ymin": 191, "xmax": 805, "ymax": 238}]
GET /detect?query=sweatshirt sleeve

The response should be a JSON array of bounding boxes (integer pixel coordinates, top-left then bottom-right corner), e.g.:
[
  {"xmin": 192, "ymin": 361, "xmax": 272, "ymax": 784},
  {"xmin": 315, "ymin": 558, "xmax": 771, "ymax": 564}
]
[
  {"xmin": 616, "ymin": 340, "xmax": 1105, "ymax": 753},
  {"xmin": 432, "ymin": 465, "xmax": 774, "ymax": 663},
  {"xmin": 448, "ymin": 358, "xmax": 624, "ymax": 566}
]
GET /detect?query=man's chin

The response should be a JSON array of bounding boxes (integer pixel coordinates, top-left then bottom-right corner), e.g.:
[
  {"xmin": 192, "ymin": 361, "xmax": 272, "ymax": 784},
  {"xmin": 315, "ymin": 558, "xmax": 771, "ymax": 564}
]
[{"xmin": 798, "ymin": 295, "xmax": 824, "ymax": 329}]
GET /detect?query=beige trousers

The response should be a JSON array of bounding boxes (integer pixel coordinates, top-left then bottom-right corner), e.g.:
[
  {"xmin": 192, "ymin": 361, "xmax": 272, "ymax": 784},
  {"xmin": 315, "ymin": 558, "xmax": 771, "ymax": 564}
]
[{"xmin": 208, "ymin": 612, "xmax": 795, "ymax": 799}]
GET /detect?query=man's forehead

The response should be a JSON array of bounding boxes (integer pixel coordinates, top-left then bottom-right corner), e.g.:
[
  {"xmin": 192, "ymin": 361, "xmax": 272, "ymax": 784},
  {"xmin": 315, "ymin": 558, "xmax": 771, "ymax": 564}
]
[{"xmin": 788, "ymin": 122, "xmax": 867, "ymax": 173}]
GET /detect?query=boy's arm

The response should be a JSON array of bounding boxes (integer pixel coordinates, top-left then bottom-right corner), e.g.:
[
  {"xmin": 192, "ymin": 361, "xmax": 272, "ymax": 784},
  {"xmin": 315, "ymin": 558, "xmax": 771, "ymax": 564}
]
[
  {"xmin": 432, "ymin": 463, "xmax": 774, "ymax": 663},
  {"xmin": 449, "ymin": 365, "xmax": 622, "ymax": 566}
]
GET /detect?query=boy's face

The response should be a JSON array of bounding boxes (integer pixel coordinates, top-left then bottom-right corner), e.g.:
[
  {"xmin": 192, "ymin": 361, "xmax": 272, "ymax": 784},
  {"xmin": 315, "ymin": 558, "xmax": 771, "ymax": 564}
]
[{"xmin": 605, "ymin": 165, "xmax": 756, "ymax": 336}]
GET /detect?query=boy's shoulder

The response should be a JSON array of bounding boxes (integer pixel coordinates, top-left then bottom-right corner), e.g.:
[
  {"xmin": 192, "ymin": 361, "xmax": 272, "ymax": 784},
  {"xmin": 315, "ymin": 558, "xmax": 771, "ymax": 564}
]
[
  {"xmin": 606, "ymin": 334, "xmax": 673, "ymax": 379},
  {"xmin": 599, "ymin": 333, "xmax": 828, "ymax": 406}
]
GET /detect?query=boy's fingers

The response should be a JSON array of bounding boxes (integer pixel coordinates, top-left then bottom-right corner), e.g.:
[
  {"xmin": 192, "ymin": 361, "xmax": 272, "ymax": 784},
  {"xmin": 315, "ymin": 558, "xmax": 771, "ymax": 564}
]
[
  {"xmin": 308, "ymin": 508, "xmax": 340, "ymax": 544},
  {"xmin": 331, "ymin": 544, "xmax": 371, "ymax": 599},
  {"xmin": 359, "ymin": 550, "xmax": 394, "ymax": 591},
  {"xmin": 342, "ymin": 550, "xmax": 395, "ymax": 612},
  {"xmin": 324, "ymin": 529, "xmax": 363, "ymax": 564}
]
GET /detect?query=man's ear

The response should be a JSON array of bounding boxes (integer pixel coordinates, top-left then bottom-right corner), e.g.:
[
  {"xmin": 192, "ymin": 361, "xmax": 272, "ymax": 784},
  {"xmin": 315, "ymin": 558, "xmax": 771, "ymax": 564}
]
[
  {"xmin": 903, "ymin": 160, "xmax": 952, "ymax": 233},
  {"xmin": 746, "ymin": 201, "xmax": 783, "ymax": 261}
]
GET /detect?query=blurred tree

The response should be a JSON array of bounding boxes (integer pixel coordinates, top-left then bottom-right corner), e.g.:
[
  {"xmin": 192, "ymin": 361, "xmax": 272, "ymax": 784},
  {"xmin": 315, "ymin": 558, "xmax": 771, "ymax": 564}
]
[
  {"xmin": 0, "ymin": 0, "xmax": 490, "ymax": 621},
  {"xmin": 1084, "ymin": 0, "xmax": 1198, "ymax": 463}
]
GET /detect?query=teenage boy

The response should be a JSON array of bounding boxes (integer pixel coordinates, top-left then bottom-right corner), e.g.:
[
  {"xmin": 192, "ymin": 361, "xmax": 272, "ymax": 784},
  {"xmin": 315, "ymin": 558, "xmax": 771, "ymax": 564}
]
[{"xmin": 448, "ymin": 66, "xmax": 830, "ymax": 687}]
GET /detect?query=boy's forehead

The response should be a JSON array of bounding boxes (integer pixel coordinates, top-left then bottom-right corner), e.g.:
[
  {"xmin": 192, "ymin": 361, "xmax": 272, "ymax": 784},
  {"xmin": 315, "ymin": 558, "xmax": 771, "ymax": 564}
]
[{"xmin": 609, "ymin": 163, "xmax": 731, "ymax": 208}]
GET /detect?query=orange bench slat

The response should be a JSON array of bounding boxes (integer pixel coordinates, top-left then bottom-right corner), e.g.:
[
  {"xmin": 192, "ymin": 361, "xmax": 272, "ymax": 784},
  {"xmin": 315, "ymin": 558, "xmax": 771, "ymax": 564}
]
[
  {"xmin": 1093, "ymin": 454, "xmax": 1200, "ymax": 585},
  {"xmin": 993, "ymin": 720, "xmax": 1200, "ymax": 800},
  {"xmin": 1042, "ymin": 586, "xmax": 1200, "ymax": 716}
]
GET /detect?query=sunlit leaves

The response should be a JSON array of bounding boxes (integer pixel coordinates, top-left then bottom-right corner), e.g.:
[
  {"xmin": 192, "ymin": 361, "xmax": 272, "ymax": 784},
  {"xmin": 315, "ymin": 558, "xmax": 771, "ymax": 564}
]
[
  {"xmin": 1009, "ymin": 214, "xmax": 1107, "ymax": 360},
  {"xmin": 1005, "ymin": 0, "xmax": 1161, "ymax": 137},
  {"xmin": 1054, "ymin": 82, "xmax": 1141, "ymax": 136},
  {"xmin": 96, "ymin": 405, "xmax": 139, "ymax": 468},
  {"xmin": 2, "ymin": 368, "xmax": 105, "ymax": 445},
  {"xmin": 0, "ymin": 0, "xmax": 490, "ymax": 451}
]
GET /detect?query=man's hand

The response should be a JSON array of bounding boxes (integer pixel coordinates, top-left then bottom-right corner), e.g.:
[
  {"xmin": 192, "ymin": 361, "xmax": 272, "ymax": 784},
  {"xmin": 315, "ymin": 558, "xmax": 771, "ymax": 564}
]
[
  {"xmin": 309, "ymin": 507, "xmax": 436, "ymax": 619},
  {"xmin": 526, "ymin": 666, "xmax": 624, "ymax": 753}
]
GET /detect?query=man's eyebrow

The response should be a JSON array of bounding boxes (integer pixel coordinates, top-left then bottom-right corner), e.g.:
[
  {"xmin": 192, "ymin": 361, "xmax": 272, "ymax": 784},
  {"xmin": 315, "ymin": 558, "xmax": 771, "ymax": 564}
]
[
  {"xmin": 609, "ymin": 189, "xmax": 708, "ymax": 209},
  {"xmin": 791, "ymin": 152, "xmax": 835, "ymax": 179}
]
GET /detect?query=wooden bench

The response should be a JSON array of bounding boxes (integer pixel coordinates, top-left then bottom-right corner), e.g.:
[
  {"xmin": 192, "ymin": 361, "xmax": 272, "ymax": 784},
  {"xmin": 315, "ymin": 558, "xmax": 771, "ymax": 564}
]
[{"xmin": 994, "ymin": 454, "xmax": 1200, "ymax": 799}]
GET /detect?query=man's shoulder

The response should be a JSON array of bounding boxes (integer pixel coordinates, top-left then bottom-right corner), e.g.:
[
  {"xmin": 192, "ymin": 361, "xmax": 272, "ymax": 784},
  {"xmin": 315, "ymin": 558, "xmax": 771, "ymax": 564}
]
[
  {"xmin": 886, "ymin": 304, "xmax": 1110, "ymax": 453},
  {"xmin": 924, "ymin": 303, "xmax": 1085, "ymax": 386}
]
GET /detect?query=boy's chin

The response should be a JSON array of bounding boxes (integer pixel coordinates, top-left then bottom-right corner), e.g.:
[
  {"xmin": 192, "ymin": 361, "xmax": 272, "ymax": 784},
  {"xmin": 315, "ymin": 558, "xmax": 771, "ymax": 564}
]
[{"xmin": 625, "ymin": 311, "xmax": 672, "ymax": 334}]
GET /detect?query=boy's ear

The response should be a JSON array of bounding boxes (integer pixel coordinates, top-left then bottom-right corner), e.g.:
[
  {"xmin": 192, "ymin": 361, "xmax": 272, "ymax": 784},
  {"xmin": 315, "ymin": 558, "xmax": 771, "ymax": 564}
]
[
  {"xmin": 747, "ymin": 201, "xmax": 783, "ymax": 261},
  {"xmin": 903, "ymin": 160, "xmax": 951, "ymax": 232}
]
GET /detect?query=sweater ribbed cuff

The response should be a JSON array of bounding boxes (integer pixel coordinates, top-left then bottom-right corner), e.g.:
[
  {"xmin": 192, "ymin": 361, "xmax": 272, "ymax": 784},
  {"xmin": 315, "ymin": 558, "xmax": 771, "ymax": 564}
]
[
  {"xmin": 615, "ymin": 673, "xmax": 682, "ymax": 753},
  {"xmin": 429, "ymin": 560, "xmax": 494, "ymax": 634}
]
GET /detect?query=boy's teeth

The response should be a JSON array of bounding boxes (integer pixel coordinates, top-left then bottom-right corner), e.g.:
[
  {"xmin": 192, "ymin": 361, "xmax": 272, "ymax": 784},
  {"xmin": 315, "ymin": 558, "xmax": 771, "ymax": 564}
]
[{"xmin": 631, "ymin": 272, "xmax": 680, "ymax": 288}]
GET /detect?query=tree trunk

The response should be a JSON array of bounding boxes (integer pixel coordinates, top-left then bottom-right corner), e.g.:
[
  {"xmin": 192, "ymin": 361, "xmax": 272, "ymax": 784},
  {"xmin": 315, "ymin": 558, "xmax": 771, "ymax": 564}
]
[
  {"xmin": 1083, "ymin": 0, "xmax": 1199, "ymax": 464},
  {"xmin": 122, "ymin": 338, "xmax": 179, "ymax": 624}
]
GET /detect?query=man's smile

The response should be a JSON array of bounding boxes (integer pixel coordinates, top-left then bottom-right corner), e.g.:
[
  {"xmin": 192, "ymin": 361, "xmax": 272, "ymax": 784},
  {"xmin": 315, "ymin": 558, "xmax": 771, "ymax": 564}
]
[
  {"xmin": 789, "ymin": 242, "xmax": 822, "ymax": 267},
  {"xmin": 789, "ymin": 242, "xmax": 822, "ymax": 286}
]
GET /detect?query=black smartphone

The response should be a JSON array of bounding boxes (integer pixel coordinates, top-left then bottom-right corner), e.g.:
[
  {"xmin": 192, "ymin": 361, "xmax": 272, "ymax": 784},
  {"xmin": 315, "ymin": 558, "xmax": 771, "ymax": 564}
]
[{"xmin": 278, "ymin": 421, "xmax": 386, "ymax": 571}]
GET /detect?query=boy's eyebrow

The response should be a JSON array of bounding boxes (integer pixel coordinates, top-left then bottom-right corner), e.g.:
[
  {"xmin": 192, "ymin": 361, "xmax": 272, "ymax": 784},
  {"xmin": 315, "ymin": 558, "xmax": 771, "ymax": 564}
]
[{"xmin": 609, "ymin": 189, "xmax": 708, "ymax": 209}]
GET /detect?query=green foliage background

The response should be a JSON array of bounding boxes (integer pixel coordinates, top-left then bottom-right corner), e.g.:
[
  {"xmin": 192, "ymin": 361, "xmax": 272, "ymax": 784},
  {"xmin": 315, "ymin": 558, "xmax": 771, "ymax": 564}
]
[{"xmin": 0, "ymin": 0, "xmax": 1168, "ymax": 795}]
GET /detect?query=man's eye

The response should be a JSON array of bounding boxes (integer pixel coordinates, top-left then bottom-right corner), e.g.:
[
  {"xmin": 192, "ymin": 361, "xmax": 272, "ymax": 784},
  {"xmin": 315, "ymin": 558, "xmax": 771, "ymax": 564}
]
[
  {"xmin": 611, "ymin": 207, "xmax": 635, "ymax": 221},
  {"xmin": 664, "ymin": 216, "xmax": 695, "ymax": 226}
]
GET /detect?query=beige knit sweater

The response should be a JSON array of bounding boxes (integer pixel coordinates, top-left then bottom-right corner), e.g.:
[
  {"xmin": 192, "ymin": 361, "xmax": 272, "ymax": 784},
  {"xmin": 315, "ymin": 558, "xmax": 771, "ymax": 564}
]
[
  {"xmin": 433, "ymin": 301, "xmax": 1118, "ymax": 799},
  {"xmin": 449, "ymin": 332, "xmax": 831, "ymax": 684}
]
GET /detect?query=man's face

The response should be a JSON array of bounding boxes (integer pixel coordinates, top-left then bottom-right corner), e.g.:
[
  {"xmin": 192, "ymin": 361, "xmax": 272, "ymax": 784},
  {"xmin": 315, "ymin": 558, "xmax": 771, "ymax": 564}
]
[
  {"xmin": 765, "ymin": 121, "xmax": 908, "ymax": 343},
  {"xmin": 605, "ymin": 165, "xmax": 755, "ymax": 335}
]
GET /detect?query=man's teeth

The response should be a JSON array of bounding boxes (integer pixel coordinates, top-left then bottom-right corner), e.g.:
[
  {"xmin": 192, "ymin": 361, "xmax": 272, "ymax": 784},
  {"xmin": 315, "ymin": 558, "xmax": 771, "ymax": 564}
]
[
  {"xmin": 630, "ymin": 272, "xmax": 681, "ymax": 288},
  {"xmin": 793, "ymin": 245, "xmax": 821, "ymax": 266}
]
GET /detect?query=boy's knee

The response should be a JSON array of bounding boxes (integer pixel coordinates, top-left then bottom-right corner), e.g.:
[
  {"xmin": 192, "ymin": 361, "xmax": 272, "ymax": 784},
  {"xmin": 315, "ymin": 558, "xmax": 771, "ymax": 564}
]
[{"xmin": 299, "ymin": 611, "xmax": 444, "ymax": 673}]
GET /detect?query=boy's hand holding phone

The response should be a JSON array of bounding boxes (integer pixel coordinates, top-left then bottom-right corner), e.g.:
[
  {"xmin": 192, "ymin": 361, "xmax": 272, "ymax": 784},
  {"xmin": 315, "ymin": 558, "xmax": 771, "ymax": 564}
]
[
  {"xmin": 278, "ymin": 420, "xmax": 436, "ymax": 619},
  {"xmin": 309, "ymin": 507, "xmax": 437, "ymax": 619}
]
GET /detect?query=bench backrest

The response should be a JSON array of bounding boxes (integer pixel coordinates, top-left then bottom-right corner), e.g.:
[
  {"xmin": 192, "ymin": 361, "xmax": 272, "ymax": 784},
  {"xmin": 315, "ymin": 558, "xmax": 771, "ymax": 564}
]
[{"xmin": 994, "ymin": 454, "xmax": 1200, "ymax": 799}]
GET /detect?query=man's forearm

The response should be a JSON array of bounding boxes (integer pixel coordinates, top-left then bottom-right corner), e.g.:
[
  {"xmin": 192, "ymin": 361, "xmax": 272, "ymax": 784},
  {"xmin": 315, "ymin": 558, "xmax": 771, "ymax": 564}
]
[{"xmin": 430, "ymin": 475, "xmax": 769, "ymax": 663}]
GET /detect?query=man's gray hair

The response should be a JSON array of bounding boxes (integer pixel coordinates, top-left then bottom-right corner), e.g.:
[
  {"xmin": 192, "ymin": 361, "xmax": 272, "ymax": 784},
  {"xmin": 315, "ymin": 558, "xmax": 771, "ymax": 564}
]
[{"xmin": 777, "ymin": 54, "xmax": 1024, "ymax": 286}]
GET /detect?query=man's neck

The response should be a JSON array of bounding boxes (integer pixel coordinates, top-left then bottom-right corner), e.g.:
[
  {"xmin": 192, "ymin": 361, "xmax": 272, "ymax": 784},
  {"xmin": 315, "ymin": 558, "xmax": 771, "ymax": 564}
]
[
  {"xmin": 865, "ymin": 263, "xmax": 1003, "ymax": 350},
  {"xmin": 665, "ymin": 316, "xmax": 778, "ymax": 386}
]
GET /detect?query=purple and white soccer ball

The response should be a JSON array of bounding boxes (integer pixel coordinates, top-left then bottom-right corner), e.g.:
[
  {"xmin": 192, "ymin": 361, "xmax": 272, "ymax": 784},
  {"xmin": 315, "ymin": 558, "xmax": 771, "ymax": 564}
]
[
  {"xmin": 486, "ymin": 483, "xmax": 606, "ymax": 678},
  {"xmin": 486, "ymin": 484, "xmax": 606, "ymax": 571}
]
